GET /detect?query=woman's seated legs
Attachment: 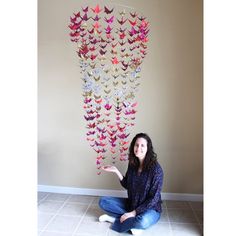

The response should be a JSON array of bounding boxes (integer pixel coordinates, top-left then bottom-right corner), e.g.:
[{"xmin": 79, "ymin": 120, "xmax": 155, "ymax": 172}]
[
  {"xmin": 99, "ymin": 196, "xmax": 127, "ymax": 218},
  {"xmin": 111, "ymin": 209, "xmax": 161, "ymax": 233}
]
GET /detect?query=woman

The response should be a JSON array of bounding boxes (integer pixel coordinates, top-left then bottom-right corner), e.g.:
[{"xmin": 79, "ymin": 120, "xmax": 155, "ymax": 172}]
[{"xmin": 98, "ymin": 133, "xmax": 163, "ymax": 235}]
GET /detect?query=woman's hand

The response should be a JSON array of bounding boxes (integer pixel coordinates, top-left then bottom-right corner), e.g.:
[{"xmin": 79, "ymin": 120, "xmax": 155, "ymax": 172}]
[
  {"xmin": 120, "ymin": 210, "xmax": 136, "ymax": 223},
  {"xmin": 101, "ymin": 165, "xmax": 124, "ymax": 181},
  {"xmin": 101, "ymin": 165, "xmax": 118, "ymax": 173}
]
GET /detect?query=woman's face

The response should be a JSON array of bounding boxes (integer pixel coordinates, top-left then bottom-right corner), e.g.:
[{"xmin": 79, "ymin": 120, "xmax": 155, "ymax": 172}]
[{"xmin": 134, "ymin": 137, "xmax": 148, "ymax": 161}]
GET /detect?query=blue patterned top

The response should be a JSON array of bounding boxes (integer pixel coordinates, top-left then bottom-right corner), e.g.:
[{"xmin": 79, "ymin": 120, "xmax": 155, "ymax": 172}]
[{"xmin": 120, "ymin": 162, "xmax": 163, "ymax": 215}]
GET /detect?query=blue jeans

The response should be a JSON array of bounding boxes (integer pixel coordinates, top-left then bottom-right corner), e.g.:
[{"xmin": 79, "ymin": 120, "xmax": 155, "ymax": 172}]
[{"xmin": 99, "ymin": 196, "xmax": 161, "ymax": 233}]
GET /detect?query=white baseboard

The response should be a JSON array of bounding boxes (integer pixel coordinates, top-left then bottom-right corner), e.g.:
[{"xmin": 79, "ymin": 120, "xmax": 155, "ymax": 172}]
[
  {"xmin": 161, "ymin": 192, "xmax": 203, "ymax": 202},
  {"xmin": 38, "ymin": 185, "xmax": 203, "ymax": 202},
  {"xmin": 38, "ymin": 185, "xmax": 127, "ymax": 198}
]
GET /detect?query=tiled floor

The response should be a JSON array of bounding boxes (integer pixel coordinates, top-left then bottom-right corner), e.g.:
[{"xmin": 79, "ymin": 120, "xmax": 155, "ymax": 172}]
[{"xmin": 38, "ymin": 192, "xmax": 203, "ymax": 236}]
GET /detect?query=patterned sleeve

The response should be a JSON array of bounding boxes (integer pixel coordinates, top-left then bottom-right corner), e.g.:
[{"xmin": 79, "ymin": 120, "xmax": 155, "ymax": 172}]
[
  {"xmin": 135, "ymin": 165, "xmax": 163, "ymax": 215},
  {"xmin": 120, "ymin": 165, "xmax": 130, "ymax": 189}
]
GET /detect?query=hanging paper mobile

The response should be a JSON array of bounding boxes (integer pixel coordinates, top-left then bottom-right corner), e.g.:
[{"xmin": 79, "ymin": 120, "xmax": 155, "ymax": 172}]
[{"xmin": 69, "ymin": 4, "xmax": 150, "ymax": 174}]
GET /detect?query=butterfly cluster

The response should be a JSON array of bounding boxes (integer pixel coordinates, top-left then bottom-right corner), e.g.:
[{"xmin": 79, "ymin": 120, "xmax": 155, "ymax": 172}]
[{"xmin": 69, "ymin": 4, "xmax": 149, "ymax": 174}]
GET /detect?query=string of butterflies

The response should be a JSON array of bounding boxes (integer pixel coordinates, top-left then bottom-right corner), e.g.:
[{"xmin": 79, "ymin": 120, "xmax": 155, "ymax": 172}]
[{"xmin": 69, "ymin": 4, "xmax": 149, "ymax": 174}]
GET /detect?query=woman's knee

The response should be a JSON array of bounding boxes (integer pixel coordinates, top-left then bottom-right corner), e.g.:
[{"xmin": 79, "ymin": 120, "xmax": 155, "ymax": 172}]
[
  {"xmin": 99, "ymin": 196, "xmax": 112, "ymax": 210},
  {"xmin": 135, "ymin": 216, "xmax": 151, "ymax": 229},
  {"xmin": 98, "ymin": 196, "xmax": 106, "ymax": 208},
  {"xmin": 135, "ymin": 211, "xmax": 160, "ymax": 229}
]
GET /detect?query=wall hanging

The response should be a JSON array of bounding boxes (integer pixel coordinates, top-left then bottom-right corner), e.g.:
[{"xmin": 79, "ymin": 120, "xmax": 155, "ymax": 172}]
[{"xmin": 68, "ymin": 4, "xmax": 149, "ymax": 174}]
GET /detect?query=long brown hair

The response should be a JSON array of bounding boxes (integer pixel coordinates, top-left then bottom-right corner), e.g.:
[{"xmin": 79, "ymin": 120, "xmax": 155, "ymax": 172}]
[{"xmin": 128, "ymin": 133, "xmax": 158, "ymax": 171}]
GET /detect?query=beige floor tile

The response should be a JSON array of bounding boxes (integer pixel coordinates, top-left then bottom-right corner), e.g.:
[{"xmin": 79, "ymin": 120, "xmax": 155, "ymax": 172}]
[
  {"xmin": 45, "ymin": 193, "xmax": 70, "ymax": 202},
  {"xmin": 107, "ymin": 228, "xmax": 127, "ymax": 235},
  {"xmin": 166, "ymin": 201, "xmax": 191, "ymax": 209},
  {"xmin": 199, "ymin": 224, "xmax": 203, "ymax": 233},
  {"xmin": 83, "ymin": 204, "xmax": 104, "ymax": 221},
  {"xmin": 91, "ymin": 196, "xmax": 100, "ymax": 205},
  {"xmin": 45, "ymin": 215, "xmax": 81, "ymax": 233},
  {"xmin": 162, "ymin": 200, "xmax": 167, "ymax": 208},
  {"xmin": 68, "ymin": 195, "xmax": 95, "ymax": 204},
  {"xmin": 38, "ymin": 213, "xmax": 54, "ymax": 230},
  {"xmin": 38, "ymin": 192, "xmax": 49, "ymax": 201},
  {"xmin": 40, "ymin": 231, "xmax": 72, "ymax": 236},
  {"xmin": 107, "ymin": 223, "xmax": 172, "ymax": 236},
  {"xmin": 171, "ymin": 223, "xmax": 203, "ymax": 236},
  {"xmin": 38, "ymin": 201, "xmax": 64, "ymax": 213},
  {"xmin": 142, "ymin": 222, "xmax": 172, "ymax": 236},
  {"xmin": 189, "ymin": 202, "xmax": 203, "ymax": 210},
  {"xmin": 168, "ymin": 209, "xmax": 197, "ymax": 223},
  {"xmin": 159, "ymin": 209, "xmax": 169, "ymax": 222},
  {"xmin": 37, "ymin": 193, "xmax": 204, "ymax": 236},
  {"xmin": 75, "ymin": 219, "xmax": 109, "ymax": 236},
  {"xmin": 58, "ymin": 203, "xmax": 88, "ymax": 216},
  {"xmin": 194, "ymin": 210, "xmax": 203, "ymax": 224}
]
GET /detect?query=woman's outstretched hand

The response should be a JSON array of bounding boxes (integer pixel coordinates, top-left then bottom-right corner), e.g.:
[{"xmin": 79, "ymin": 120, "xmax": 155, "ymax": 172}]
[
  {"xmin": 101, "ymin": 165, "xmax": 124, "ymax": 181},
  {"xmin": 101, "ymin": 165, "xmax": 118, "ymax": 173}
]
